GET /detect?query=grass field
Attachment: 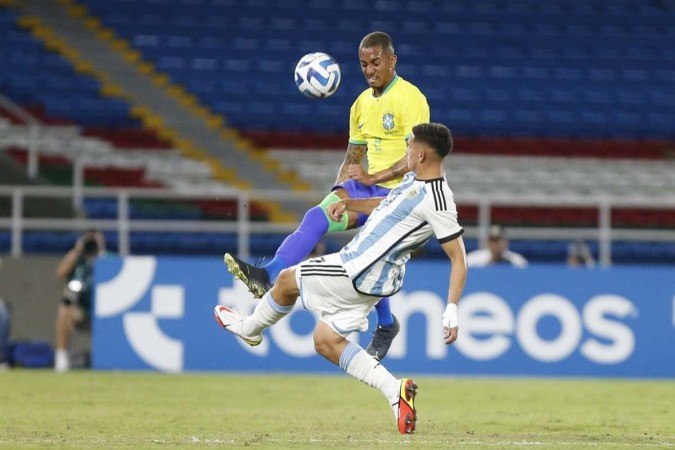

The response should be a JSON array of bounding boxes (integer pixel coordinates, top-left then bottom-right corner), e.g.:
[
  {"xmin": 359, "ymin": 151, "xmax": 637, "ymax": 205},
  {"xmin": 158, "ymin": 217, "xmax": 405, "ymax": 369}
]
[{"xmin": 0, "ymin": 370, "xmax": 673, "ymax": 449}]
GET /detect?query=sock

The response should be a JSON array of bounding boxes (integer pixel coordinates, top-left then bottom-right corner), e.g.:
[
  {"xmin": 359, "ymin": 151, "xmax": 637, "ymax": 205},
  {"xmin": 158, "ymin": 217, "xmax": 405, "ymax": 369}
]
[
  {"xmin": 240, "ymin": 292, "xmax": 293, "ymax": 336},
  {"xmin": 54, "ymin": 349, "xmax": 70, "ymax": 372},
  {"xmin": 375, "ymin": 298, "xmax": 395, "ymax": 327},
  {"xmin": 265, "ymin": 206, "xmax": 329, "ymax": 281},
  {"xmin": 338, "ymin": 341, "xmax": 400, "ymax": 404}
]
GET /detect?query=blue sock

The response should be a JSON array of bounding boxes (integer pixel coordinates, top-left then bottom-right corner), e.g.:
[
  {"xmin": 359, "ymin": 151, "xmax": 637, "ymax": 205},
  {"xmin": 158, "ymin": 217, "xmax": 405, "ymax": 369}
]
[
  {"xmin": 374, "ymin": 298, "xmax": 394, "ymax": 327},
  {"xmin": 265, "ymin": 206, "xmax": 329, "ymax": 282}
]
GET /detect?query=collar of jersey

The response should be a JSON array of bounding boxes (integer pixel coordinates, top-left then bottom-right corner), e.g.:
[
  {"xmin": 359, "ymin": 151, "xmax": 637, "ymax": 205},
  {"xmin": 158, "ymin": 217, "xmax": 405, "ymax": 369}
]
[
  {"xmin": 415, "ymin": 175, "xmax": 445, "ymax": 183},
  {"xmin": 371, "ymin": 74, "xmax": 399, "ymax": 97}
]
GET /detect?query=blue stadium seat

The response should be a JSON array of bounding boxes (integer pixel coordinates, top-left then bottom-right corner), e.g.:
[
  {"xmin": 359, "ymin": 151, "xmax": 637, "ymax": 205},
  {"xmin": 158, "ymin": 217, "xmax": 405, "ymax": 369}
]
[{"xmin": 5, "ymin": 0, "xmax": 674, "ymax": 139}]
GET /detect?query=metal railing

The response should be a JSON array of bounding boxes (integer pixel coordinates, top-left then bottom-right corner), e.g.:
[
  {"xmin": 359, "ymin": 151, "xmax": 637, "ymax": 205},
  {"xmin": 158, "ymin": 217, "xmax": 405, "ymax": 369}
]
[
  {"xmin": 1, "ymin": 185, "xmax": 675, "ymax": 265},
  {"xmin": 0, "ymin": 94, "xmax": 42, "ymax": 179},
  {"xmin": 0, "ymin": 185, "xmax": 324, "ymax": 260}
]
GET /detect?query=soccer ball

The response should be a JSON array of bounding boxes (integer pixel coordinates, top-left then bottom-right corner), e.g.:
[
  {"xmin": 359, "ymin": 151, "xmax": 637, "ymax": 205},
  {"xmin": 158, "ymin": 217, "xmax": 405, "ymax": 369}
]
[{"xmin": 294, "ymin": 52, "xmax": 341, "ymax": 99}]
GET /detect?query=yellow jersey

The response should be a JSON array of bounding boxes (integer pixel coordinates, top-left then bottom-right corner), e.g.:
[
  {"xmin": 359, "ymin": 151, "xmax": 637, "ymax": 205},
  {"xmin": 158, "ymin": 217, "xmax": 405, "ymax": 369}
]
[{"xmin": 348, "ymin": 75, "xmax": 430, "ymax": 189}]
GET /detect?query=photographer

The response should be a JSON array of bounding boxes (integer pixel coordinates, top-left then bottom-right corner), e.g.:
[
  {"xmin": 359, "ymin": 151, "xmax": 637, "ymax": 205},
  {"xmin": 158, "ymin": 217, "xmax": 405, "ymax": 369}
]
[{"xmin": 54, "ymin": 230, "xmax": 106, "ymax": 372}]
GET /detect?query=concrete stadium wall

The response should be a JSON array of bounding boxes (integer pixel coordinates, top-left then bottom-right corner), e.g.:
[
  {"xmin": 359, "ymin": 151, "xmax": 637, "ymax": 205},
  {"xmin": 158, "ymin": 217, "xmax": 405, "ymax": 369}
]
[{"xmin": 0, "ymin": 255, "xmax": 88, "ymax": 352}]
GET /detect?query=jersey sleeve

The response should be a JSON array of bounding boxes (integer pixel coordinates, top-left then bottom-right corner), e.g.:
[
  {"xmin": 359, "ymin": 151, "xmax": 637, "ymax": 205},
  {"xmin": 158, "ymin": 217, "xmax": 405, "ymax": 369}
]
[
  {"xmin": 402, "ymin": 89, "xmax": 430, "ymax": 140},
  {"xmin": 430, "ymin": 209, "xmax": 464, "ymax": 243},
  {"xmin": 422, "ymin": 185, "xmax": 464, "ymax": 242},
  {"xmin": 348, "ymin": 98, "xmax": 367, "ymax": 145}
]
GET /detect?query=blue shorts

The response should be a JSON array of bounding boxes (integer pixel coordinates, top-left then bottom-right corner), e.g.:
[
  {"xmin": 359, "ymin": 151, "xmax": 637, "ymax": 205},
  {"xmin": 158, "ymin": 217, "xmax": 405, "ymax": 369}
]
[{"xmin": 332, "ymin": 180, "xmax": 391, "ymax": 227}]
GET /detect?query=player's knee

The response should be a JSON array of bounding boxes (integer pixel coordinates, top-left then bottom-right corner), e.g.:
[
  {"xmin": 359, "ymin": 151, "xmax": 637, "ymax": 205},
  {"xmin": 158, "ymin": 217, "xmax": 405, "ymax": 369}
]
[
  {"xmin": 276, "ymin": 267, "xmax": 295, "ymax": 287},
  {"xmin": 313, "ymin": 335, "xmax": 331, "ymax": 359},
  {"xmin": 271, "ymin": 268, "xmax": 299, "ymax": 305},
  {"xmin": 320, "ymin": 205, "xmax": 348, "ymax": 232},
  {"xmin": 316, "ymin": 192, "xmax": 348, "ymax": 233},
  {"xmin": 313, "ymin": 324, "xmax": 344, "ymax": 362}
]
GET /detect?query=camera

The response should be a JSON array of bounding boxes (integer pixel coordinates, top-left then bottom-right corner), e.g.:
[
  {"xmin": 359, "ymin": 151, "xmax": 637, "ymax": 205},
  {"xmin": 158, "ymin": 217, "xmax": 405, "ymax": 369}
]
[
  {"xmin": 82, "ymin": 238, "xmax": 99, "ymax": 256},
  {"xmin": 63, "ymin": 278, "xmax": 87, "ymax": 306}
]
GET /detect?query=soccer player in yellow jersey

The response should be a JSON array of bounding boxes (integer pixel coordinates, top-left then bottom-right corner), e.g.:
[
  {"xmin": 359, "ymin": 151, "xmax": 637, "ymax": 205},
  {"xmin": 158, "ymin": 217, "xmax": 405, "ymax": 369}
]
[{"xmin": 226, "ymin": 31, "xmax": 430, "ymax": 360}]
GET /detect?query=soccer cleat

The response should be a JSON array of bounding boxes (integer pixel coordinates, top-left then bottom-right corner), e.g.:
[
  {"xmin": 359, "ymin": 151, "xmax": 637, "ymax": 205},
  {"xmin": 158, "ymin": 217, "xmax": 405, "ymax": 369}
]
[
  {"xmin": 224, "ymin": 253, "xmax": 272, "ymax": 299},
  {"xmin": 213, "ymin": 305, "xmax": 263, "ymax": 346},
  {"xmin": 366, "ymin": 315, "xmax": 400, "ymax": 361},
  {"xmin": 395, "ymin": 378, "xmax": 418, "ymax": 434}
]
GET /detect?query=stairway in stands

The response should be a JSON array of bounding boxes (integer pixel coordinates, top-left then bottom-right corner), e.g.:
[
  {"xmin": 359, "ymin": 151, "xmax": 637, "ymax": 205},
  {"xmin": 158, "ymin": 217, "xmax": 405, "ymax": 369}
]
[{"xmin": 3, "ymin": 0, "xmax": 311, "ymax": 222}]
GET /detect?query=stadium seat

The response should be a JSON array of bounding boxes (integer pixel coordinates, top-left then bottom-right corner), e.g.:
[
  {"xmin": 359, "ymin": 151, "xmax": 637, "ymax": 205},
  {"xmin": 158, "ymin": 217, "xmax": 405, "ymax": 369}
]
[
  {"xmin": 3, "ymin": 0, "xmax": 674, "ymax": 260},
  {"xmin": 64, "ymin": 0, "xmax": 675, "ymax": 140}
]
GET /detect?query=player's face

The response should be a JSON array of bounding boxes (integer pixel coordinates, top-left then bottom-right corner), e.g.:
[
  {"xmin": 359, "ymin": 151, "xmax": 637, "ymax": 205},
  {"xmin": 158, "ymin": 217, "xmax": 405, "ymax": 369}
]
[
  {"xmin": 488, "ymin": 237, "xmax": 507, "ymax": 256},
  {"xmin": 359, "ymin": 46, "xmax": 397, "ymax": 93}
]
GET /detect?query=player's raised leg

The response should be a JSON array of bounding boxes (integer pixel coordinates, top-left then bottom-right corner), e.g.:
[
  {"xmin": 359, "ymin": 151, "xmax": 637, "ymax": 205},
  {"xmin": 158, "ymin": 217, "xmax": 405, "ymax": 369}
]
[
  {"xmin": 225, "ymin": 191, "xmax": 352, "ymax": 298},
  {"xmin": 264, "ymin": 191, "xmax": 349, "ymax": 281},
  {"xmin": 215, "ymin": 268, "xmax": 299, "ymax": 343}
]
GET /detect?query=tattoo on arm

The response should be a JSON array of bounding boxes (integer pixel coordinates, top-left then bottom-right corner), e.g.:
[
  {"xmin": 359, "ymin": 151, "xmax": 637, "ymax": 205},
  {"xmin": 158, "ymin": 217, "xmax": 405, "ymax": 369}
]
[
  {"xmin": 346, "ymin": 144, "xmax": 366, "ymax": 165},
  {"xmin": 336, "ymin": 144, "xmax": 367, "ymax": 183},
  {"xmin": 391, "ymin": 164, "xmax": 403, "ymax": 178},
  {"xmin": 391, "ymin": 157, "xmax": 409, "ymax": 179}
]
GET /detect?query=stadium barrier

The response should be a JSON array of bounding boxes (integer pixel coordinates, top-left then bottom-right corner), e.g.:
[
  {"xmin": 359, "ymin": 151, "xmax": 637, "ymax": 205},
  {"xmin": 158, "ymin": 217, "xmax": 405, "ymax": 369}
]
[
  {"xmin": 2, "ymin": 185, "xmax": 675, "ymax": 264},
  {"xmin": 92, "ymin": 256, "xmax": 674, "ymax": 378}
]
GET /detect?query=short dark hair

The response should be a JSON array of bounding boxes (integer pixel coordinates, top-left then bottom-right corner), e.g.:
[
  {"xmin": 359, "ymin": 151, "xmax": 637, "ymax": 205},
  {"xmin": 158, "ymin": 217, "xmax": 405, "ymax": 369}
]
[
  {"xmin": 411, "ymin": 123, "xmax": 453, "ymax": 158},
  {"xmin": 360, "ymin": 31, "xmax": 395, "ymax": 54},
  {"xmin": 487, "ymin": 224, "xmax": 506, "ymax": 240}
]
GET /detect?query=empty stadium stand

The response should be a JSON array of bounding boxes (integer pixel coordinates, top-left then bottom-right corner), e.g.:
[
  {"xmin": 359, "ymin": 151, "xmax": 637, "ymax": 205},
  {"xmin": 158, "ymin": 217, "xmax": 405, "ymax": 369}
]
[
  {"xmin": 1, "ymin": 0, "xmax": 674, "ymax": 263},
  {"xmin": 77, "ymin": 0, "xmax": 675, "ymax": 141}
]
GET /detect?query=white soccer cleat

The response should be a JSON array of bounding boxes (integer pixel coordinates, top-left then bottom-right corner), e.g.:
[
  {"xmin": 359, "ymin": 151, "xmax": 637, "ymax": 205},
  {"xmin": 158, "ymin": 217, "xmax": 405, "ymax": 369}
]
[{"xmin": 213, "ymin": 305, "xmax": 263, "ymax": 346}]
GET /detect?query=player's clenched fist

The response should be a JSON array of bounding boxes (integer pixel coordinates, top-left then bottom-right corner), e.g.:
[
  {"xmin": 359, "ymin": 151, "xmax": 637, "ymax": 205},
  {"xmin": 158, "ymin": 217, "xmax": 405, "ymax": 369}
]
[{"xmin": 327, "ymin": 200, "xmax": 347, "ymax": 222}]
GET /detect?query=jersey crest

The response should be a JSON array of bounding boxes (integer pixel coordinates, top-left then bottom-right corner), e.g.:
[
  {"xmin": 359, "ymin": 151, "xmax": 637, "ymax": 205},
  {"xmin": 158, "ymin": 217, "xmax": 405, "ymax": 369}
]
[{"xmin": 382, "ymin": 112, "xmax": 395, "ymax": 130}]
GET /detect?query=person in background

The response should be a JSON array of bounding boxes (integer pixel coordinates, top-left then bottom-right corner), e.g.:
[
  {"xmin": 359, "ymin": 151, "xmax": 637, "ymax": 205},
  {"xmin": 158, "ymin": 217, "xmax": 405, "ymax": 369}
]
[
  {"xmin": 466, "ymin": 224, "xmax": 528, "ymax": 268},
  {"xmin": 0, "ymin": 257, "xmax": 10, "ymax": 370},
  {"xmin": 0, "ymin": 298, "xmax": 8, "ymax": 370},
  {"xmin": 567, "ymin": 240, "xmax": 596, "ymax": 268},
  {"xmin": 54, "ymin": 230, "xmax": 106, "ymax": 372}
]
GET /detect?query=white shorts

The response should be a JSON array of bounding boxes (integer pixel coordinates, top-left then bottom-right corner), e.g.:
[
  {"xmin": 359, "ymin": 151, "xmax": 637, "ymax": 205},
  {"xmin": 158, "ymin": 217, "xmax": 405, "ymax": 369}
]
[{"xmin": 295, "ymin": 253, "xmax": 380, "ymax": 338}]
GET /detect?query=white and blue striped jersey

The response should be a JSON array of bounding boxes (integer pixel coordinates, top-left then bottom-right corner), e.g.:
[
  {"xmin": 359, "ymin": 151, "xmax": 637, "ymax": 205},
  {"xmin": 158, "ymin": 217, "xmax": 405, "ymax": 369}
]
[{"xmin": 339, "ymin": 172, "xmax": 464, "ymax": 297}]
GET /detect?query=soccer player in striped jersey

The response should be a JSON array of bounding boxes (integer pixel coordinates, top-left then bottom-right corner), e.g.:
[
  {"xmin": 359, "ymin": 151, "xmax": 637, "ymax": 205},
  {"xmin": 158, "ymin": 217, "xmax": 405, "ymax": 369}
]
[
  {"xmin": 216, "ymin": 123, "xmax": 467, "ymax": 434},
  {"xmin": 225, "ymin": 31, "xmax": 430, "ymax": 361}
]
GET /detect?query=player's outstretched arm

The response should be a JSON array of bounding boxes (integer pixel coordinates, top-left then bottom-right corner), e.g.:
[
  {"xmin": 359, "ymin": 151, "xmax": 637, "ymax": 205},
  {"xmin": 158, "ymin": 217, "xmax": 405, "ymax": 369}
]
[
  {"xmin": 350, "ymin": 155, "xmax": 411, "ymax": 186},
  {"xmin": 327, "ymin": 197, "xmax": 386, "ymax": 222},
  {"xmin": 440, "ymin": 236, "xmax": 468, "ymax": 345},
  {"xmin": 336, "ymin": 143, "xmax": 367, "ymax": 185}
]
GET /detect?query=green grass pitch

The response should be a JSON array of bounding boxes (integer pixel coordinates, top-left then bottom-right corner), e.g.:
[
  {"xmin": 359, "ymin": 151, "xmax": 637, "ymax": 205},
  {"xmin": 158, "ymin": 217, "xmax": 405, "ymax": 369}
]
[{"xmin": 0, "ymin": 370, "xmax": 673, "ymax": 449}]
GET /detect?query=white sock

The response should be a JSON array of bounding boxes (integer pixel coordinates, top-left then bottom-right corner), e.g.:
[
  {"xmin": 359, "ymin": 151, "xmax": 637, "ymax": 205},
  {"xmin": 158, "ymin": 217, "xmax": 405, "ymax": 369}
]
[
  {"xmin": 240, "ymin": 292, "xmax": 293, "ymax": 336},
  {"xmin": 339, "ymin": 342, "xmax": 400, "ymax": 404},
  {"xmin": 55, "ymin": 349, "xmax": 69, "ymax": 372}
]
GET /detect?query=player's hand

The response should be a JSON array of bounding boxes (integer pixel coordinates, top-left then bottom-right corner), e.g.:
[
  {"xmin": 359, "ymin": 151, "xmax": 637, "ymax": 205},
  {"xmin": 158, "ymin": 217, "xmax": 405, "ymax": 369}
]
[
  {"xmin": 326, "ymin": 201, "xmax": 347, "ymax": 222},
  {"xmin": 443, "ymin": 326, "xmax": 458, "ymax": 345},
  {"xmin": 347, "ymin": 164, "xmax": 374, "ymax": 185},
  {"xmin": 442, "ymin": 303, "xmax": 458, "ymax": 345}
]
